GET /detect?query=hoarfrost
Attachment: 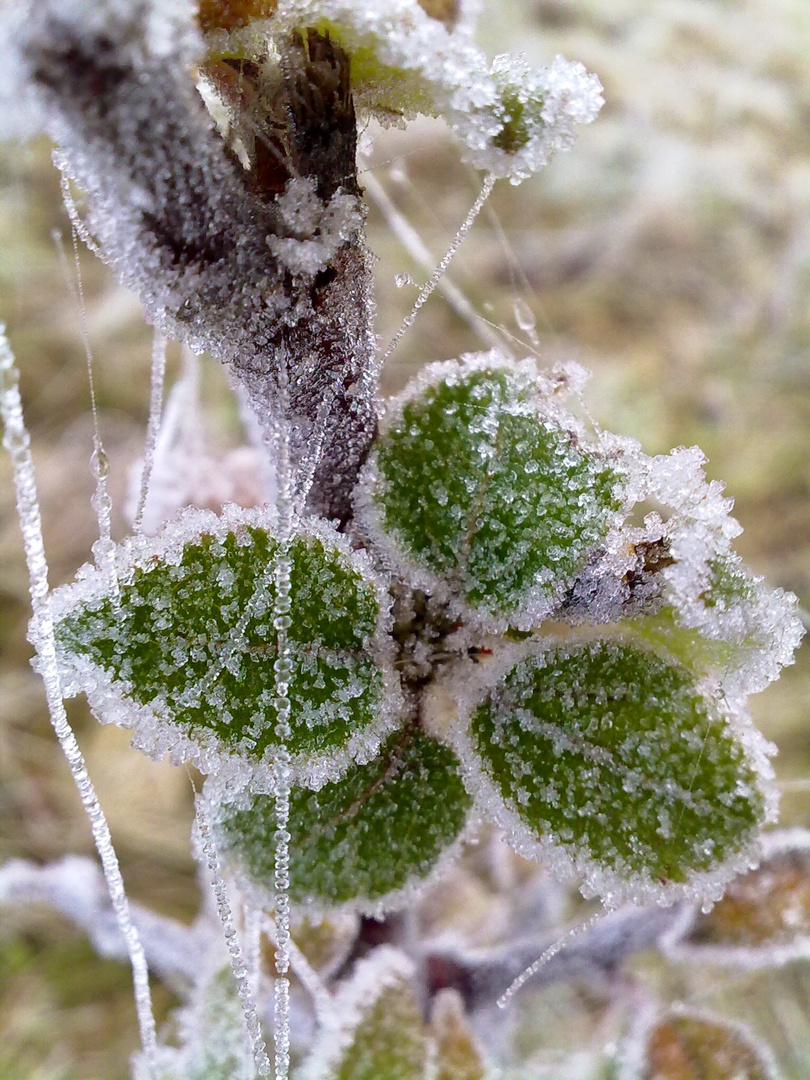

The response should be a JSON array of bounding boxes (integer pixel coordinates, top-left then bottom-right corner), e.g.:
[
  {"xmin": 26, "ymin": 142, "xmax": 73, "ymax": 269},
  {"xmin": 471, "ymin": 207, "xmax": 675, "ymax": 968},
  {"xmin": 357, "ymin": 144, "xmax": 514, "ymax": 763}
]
[
  {"xmin": 49, "ymin": 503, "xmax": 403, "ymax": 789},
  {"xmin": 0, "ymin": 855, "xmax": 213, "ymax": 989},
  {"xmin": 267, "ymin": 178, "xmax": 363, "ymax": 279},
  {"xmin": 216, "ymin": 0, "xmax": 602, "ymax": 184},
  {"xmin": 9, "ymin": 0, "xmax": 378, "ymax": 522},
  {"xmin": 132, "ymin": 331, "xmax": 168, "ymax": 534},
  {"xmin": 618, "ymin": 1002, "xmax": 781, "ymax": 1080},
  {"xmin": 0, "ymin": 328, "xmax": 159, "ymax": 1072},
  {"xmin": 434, "ymin": 636, "xmax": 778, "ymax": 910},
  {"xmin": 357, "ymin": 351, "xmax": 633, "ymax": 630},
  {"xmin": 195, "ymin": 798, "xmax": 272, "ymax": 1077}
]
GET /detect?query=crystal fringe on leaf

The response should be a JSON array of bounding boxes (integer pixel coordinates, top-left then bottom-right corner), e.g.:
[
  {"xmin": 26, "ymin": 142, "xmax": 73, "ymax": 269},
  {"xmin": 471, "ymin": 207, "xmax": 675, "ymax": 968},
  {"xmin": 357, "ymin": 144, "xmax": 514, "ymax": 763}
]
[
  {"xmin": 50, "ymin": 503, "xmax": 402, "ymax": 789},
  {"xmin": 436, "ymin": 634, "xmax": 777, "ymax": 907},
  {"xmin": 357, "ymin": 353, "xmax": 630, "ymax": 630},
  {"xmin": 620, "ymin": 446, "xmax": 804, "ymax": 696},
  {"xmin": 202, "ymin": 0, "xmax": 602, "ymax": 184}
]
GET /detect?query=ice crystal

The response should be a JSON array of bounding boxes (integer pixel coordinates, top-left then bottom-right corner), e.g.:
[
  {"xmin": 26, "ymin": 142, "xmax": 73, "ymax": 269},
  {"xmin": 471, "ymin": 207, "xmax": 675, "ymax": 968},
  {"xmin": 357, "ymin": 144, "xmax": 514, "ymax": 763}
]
[
  {"xmin": 203, "ymin": 0, "xmax": 602, "ymax": 184},
  {"xmin": 623, "ymin": 447, "xmax": 804, "ymax": 695},
  {"xmin": 266, "ymin": 178, "xmax": 363, "ymax": 279}
]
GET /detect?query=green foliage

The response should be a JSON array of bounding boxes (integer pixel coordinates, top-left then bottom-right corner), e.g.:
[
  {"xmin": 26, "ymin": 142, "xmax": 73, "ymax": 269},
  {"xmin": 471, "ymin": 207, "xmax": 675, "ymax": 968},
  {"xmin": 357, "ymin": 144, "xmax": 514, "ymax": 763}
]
[
  {"xmin": 464, "ymin": 637, "xmax": 768, "ymax": 894},
  {"xmin": 215, "ymin": 725, "xmax": 471, "ymax": 908},
  {"xmin": 366, "ymin": 358, "xmax": 623, "ymax": 625},
  {"xmin": 54, "ymin": 513, "xmax": 395, "ymax": 778},
  {"xmin": 300, "ymin": 948, "xmax": 427, "ymax": 1080},
  {"xmin": 630, "ymin": 551, "xmax": 796, "ymax": 691}
]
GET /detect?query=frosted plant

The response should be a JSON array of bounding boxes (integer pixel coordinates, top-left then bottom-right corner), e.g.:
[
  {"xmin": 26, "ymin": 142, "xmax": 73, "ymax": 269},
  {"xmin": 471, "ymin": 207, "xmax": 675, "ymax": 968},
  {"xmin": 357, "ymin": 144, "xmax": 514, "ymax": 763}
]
[{"xmin": 0, "ymin": 0, "xmax": 806, "ymax": 1078}]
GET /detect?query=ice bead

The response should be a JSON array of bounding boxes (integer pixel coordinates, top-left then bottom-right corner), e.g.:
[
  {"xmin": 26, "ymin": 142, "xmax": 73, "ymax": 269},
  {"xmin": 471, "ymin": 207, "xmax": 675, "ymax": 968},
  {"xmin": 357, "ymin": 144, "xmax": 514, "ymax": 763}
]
[
  {"xmin": 210, "ymin": 724, "xmax": 471, "ymax": 913},
  {"xmin": 50, "ymin": 504, "xmax": 402, "ymax": 787},
  {"xmin": 358, "ymin": 353, "xmax": 628, "ymax": 630},
  {"xmin": 447, "ymin": 636, "xmax": 775, "ymax": 906}
]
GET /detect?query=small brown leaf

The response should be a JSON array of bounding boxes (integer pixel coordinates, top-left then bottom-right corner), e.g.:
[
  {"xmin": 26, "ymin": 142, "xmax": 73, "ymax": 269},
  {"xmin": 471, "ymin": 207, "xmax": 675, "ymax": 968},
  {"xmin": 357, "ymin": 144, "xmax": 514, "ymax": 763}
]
[
  {"xmin": 431, "ymin": 989, "xmax": 486, "ymax": 1080},
  {"xmin": 634, "ymin": 1011, "xmax": 778, "ymax": 1080},
  {"xmin": 663, "ymin": 830, "xmax": 810, "ymax": 967},
  {"xmin": 198, "ymin": 0, "xmax": 278, "ymax": 33},
  {"xmin": 417, "ymin": 0, "xmax": 460, "ymax": 28}
]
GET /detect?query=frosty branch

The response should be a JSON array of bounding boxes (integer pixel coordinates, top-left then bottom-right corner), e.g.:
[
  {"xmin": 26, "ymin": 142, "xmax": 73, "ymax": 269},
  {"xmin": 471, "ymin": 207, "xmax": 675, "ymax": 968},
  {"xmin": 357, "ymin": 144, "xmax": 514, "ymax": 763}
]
[{"xmin": 18, "ymin": 1, "xmax": 376, "ymax": 523}]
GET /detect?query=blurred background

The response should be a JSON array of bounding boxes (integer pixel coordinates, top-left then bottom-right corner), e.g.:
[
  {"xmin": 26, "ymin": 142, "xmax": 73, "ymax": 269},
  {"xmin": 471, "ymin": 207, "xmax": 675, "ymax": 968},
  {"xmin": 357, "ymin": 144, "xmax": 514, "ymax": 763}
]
[{"xmin": 0, "ymin": 0, "xmax": 809, "ymax": 1075}]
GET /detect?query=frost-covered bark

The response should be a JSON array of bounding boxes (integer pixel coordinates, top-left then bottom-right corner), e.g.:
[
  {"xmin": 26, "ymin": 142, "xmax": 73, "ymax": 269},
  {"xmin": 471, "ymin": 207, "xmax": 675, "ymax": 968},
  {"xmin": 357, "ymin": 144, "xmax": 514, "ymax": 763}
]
[{"xmin": 14, "ymin": 0, "xmax": 377, "ymax": 523}]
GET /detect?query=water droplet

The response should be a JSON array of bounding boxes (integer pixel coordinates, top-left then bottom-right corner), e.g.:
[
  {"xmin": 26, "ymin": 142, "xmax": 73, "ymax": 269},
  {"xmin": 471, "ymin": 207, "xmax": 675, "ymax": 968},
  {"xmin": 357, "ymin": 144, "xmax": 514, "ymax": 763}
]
[
  {"xmin": 395, "ymin": 272, "xmax": 414, "ymax": 288},
  {"xmin": 91, "ymin": 447, "xmax": 109, "ymax": 479},
  {"xmin": 513, "ymin": 298, "xmax": 540, "ymax": 345}
]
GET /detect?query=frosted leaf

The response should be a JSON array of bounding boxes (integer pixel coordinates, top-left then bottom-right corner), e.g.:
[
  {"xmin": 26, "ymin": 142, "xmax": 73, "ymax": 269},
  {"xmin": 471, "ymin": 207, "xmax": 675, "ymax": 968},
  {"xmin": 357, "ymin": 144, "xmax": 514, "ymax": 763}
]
[
  {"xmin": 298, "ymin": 946, "xmax": 427, "ymax": 1080},
  {"xmin": 661, "ymin": 829, "xmax": 810, "ymax": 969},
  {"xmin": 202, "ymin": 0, "xmax": 601, "ymax": 184},
  {"xmin": 561, "ymin": 441, "xmax": 803, "ymax": 695},
  {"xmin": 443, "ymin": 636, "xmax": 776, "ymax": 907},
  {"xmin": 358, "ymin": 353, "xmax": 629, "ymax": 630},
  {"xmin": 430, "ymin": 989, "xmax": 486, "ymax": 1080},
  {"xmin": 291, "ymin": 912, "xmax": 359, "ymax": 977},
  {"xmin": 635, "ymin": 552, "xmax": 803, "ymax": 697},
  {"xmin": 50, "ymin": 504, "xmax": 402, "ymax": 787},
  {"xmin": 482, "ymin": 53, "xmax": 604, "ymax": 183},
  {"xmin": 619, "ymin": 1005, "xmax": 780, "ymax": 1080},
  {"xmin": 132, "ymin": 954, "xmax": 257, "ymax": 1080},
  {"xmin": 209, "ymin": 724, "xmax": 472, "ymax": 913}
]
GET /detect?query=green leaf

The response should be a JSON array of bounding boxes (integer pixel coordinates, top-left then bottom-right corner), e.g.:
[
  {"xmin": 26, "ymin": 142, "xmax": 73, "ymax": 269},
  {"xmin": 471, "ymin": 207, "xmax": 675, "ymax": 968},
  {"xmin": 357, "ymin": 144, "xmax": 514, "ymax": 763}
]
[
  {"xmin": 362, "ymin": 356, "xmax": 625, "ymax": 627},
  {"xmin": 52, "ymin": 506, "xmax": 399, "ymax": 784},
  {"xmin": 214, "ymin": 724, "xmax": 471, "ymax": 909},
  {"xmin": 663, "ymin": 829, "xmax": 810, "ymax": 968},
  {"xmin": 131, "ymin": 958, "xmax": 254, "ymax": 1080},
  {"xmin": 181, "ymin": 963, "xmax": 255, "ymax": 1080},
  {"xmin": 299, "ymin": 947, "xmax": 427, "ymax": 1080},
  {"xmin": 621, "ymin": 1008, "xmax": 779, "ymax": 1080},
  {"xmin": 456, "ymin": 636, "xmax": 773, "ymax": 904}
]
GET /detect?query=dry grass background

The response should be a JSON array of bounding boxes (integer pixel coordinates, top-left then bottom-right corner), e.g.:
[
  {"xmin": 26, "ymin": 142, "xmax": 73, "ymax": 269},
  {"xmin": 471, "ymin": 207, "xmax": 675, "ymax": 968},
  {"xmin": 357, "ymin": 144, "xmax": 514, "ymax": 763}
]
[{"xmin": 0, "ymin": 0, "xmax": 809, "ymax": 1076}]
